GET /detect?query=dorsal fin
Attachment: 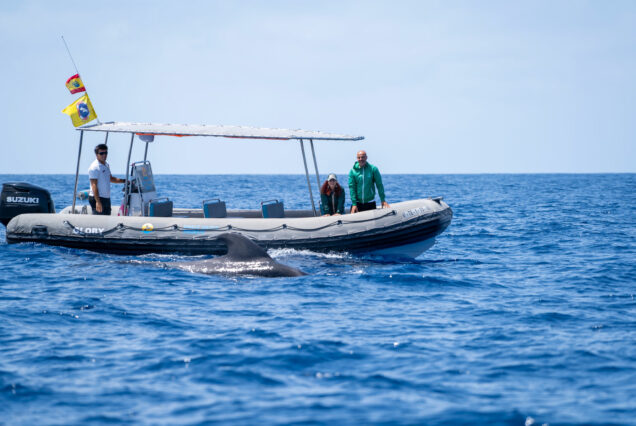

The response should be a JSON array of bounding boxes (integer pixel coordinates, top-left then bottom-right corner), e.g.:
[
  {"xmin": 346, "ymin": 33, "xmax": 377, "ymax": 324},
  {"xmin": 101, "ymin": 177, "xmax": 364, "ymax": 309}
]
[{"xmin": 216, "ymin": 233, "xmax": 270, "ymax": 260}]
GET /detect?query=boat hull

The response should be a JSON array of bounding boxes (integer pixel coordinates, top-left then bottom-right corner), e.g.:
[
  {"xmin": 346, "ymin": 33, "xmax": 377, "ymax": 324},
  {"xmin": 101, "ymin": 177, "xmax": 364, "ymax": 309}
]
[{"xmin": 6, "ymin": 199, "xmax": 452, "ymax": 259}]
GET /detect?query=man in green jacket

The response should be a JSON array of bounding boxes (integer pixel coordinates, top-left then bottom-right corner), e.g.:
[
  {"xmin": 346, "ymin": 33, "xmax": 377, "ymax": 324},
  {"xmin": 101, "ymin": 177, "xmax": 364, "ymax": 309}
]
[{"xmin": 348, "ymin": 150, "xmax": 390, "ymax": 213}]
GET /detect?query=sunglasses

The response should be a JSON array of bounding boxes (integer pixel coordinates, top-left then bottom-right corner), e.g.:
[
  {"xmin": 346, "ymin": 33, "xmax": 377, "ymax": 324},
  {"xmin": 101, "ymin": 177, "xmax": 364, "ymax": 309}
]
[{"xmin": 97, "ymin": 151, "xmax": 108, "ymax": 155}]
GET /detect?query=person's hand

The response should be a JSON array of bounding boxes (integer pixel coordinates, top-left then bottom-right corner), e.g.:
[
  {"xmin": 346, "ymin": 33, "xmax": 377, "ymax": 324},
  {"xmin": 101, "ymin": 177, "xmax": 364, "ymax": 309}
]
[
  {"xmin": 334, "ymin": 213, "xmax": 341, "ymax": 216},
  {"xmin": 95, "ymin": 200, "xmax": 103, "ymax": 213},
  {"xmin": 322, "ymin": 214, "xmax": 330, "ymax": 217},
  {"xmin": 382, "ymin": 201, "xmax": 390, "ymax": 209},
  {"xmin": 351, "ymin": 206, "xmax": 359, "ymax": 214}
]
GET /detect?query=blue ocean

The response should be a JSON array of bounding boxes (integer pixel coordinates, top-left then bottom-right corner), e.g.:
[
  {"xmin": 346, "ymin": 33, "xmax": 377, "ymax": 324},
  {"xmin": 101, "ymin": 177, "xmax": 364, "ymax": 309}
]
[{"xmin": 1, "ymin": 174, "xmax": 634, "ymax": 425}]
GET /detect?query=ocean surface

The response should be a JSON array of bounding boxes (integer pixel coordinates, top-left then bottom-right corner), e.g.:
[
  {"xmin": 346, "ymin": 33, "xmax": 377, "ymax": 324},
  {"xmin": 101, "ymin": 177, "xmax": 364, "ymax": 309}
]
[{"xmin": 1, "ymin": 173, "xmax": 634, "ymax": 425}]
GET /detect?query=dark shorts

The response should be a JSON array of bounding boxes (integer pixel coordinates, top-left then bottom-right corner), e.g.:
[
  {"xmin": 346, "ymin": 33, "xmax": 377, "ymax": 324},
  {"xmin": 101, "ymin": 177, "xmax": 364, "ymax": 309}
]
[
  {"xmin": 355, "ymin": 201, "xmax": 376, "ymax": 212},
  {"xmin": 89, "ymin": 196, "xmax": 112, "ymax": 215}
]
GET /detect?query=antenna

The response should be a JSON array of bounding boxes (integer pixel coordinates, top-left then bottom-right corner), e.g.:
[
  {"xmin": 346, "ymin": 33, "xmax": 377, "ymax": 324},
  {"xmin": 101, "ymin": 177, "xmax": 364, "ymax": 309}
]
[{"xmin": 61, "ymin": 36, "xmax": 80, "ymax": 76}]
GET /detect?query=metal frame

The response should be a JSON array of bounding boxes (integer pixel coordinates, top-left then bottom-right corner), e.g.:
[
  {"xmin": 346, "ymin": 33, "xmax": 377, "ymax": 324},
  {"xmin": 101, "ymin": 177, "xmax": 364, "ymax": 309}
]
[
  {"xmin": 69, "ymin": 132, "xmax": 155, "ymax": 217},
  {"xmin": 299, "ymin": 138, "xmax": 323, "ymax": 217},
  {"xmin": 71, "ymin": 130, "xmax": 84, "ymax": 214},
  {"xmin": 122, "ymin": 133, "xmax": 135, "ymax": 215},
  {"xmin": 309, "ymin": 139, "xmax": 321, "ymax": 192},
  {"xmin": 299, "ymin": 139, "xmax": 317, "ymax": 216},
  {"xmin": 73, "ymin": 123, "xmax": 361, "ymax": 217}
]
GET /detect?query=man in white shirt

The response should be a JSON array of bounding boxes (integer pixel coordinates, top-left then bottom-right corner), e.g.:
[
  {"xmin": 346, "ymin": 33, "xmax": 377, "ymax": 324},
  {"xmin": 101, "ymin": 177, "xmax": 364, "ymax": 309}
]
[{"xmin": 88, "ymin": 144, "xmax": 125, "ymax": 215}]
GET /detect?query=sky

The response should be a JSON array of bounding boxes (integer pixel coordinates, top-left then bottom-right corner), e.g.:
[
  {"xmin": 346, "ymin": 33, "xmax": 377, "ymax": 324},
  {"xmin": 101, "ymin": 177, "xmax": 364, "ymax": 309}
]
[{"xmin": 0, "ymin": 0, "xmax": 634, "ymax": 175}]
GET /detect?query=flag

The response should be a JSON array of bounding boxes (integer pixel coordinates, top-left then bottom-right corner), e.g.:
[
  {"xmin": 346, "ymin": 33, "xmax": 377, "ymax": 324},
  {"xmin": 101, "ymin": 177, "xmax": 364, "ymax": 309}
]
[
  {"xmin": 62, "ymin": 94, "xmax": 97, "ymax": 127},
  {"xmin": 65, "ymin": 74, "xmax": 86, "ymax": 94}
]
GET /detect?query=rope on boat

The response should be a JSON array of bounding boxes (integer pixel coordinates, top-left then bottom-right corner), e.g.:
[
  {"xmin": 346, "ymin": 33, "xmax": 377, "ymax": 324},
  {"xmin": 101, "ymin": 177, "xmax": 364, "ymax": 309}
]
[
  {"xmin": 62, "ymin": 221, "xmax": 187, "ymax": 236},
  {"xmin": 62, "ymin": 210, "xmax": 397, "ymax": 237}
]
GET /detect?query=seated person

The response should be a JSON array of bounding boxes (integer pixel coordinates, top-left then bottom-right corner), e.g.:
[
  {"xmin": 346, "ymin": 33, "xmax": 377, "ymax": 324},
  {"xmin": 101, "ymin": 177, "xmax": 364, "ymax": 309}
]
[{"xmin": 320, "ymin": 173, "xmax": 345, "ymax": 216}]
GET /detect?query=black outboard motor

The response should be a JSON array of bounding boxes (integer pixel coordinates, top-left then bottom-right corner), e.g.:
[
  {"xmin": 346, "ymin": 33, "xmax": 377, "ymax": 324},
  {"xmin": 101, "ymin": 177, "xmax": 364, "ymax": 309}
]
[{"xmin": 0, "ymin": 182, "xmax": 55, "ymax": 226}]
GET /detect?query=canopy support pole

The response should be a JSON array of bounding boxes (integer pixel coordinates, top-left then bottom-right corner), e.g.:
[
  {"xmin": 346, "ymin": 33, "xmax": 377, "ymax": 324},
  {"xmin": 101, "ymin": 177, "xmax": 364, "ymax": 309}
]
[
  {"xmin": 143, "ymin": 141, "xmax": 149, "ymax": 162},
  {"xmin": 103, "ymin": 132, "xmax": 109, "ymax": 145},
  {"xmin": 71, "ymin": 130, "xmax": 84, "ymax": 214},
  {"xmin": 299, "ymin": 139, "xmax": 317, "ymax": 216},
  {"xmin": 123, "ymin": 133, "xmax": 134, "ymax": 216},
  {"xmin": 309, "ymin": 139, "xmax": 321, "ymax": 193}
]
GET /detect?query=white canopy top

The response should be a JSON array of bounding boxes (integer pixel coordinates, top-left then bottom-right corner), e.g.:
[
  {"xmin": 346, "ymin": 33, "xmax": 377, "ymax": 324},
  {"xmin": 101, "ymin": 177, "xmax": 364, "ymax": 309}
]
[{"xmin": 79, "ymin": 121, "xmax": 364, "ymax": 141}]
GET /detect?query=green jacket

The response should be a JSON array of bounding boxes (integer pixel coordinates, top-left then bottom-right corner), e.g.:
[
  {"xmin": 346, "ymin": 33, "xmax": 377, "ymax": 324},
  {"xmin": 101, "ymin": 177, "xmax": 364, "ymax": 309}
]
[
  {"xmin": 320, "ymin": 190, "xmax": 345, "ymax": 215},
  {"xmin": 348, "ymin": 162, "xmax": 386, "ymax": 206}
]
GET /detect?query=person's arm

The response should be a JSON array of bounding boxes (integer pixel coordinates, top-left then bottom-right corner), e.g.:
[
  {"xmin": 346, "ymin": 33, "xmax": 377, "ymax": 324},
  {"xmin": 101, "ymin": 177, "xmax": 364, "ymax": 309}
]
[
  {"xmin": 373, "ymin": 167, "xmax": 390, "ymax": 208},
  {"xmin": 320, "ymin": 193, "xmax": 330, "ymax": 216},
  {"xmin": 90, "ymin": 178, "xmax": 102, "ymax": 213},
  {"xmin": 348, "ymin": 171, "xmax": 359, "ymax": 213},
  {"xmin": 110, "ymin": 176, "xmax": 125, "ymax": 184},
  {"xmin": 336, "ymin": 191, "xmax": 345, "ymax": 215}
]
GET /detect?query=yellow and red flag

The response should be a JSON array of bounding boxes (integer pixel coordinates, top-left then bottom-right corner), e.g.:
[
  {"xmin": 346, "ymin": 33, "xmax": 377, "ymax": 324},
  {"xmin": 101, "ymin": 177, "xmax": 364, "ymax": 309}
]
[
  {"xmin": 65, "ymin": 74, "xmax": 86, "ymax": 94},
  {"xmin": 62, "ymin": 94, "xmax": 97, "ymax": 127}
]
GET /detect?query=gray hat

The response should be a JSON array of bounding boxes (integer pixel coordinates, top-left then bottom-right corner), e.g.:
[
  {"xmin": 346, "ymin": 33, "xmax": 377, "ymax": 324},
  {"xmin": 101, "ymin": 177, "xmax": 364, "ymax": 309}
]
[{"xmin": 327, "ymin": 173, "xmax": 337, "ymax": 181}]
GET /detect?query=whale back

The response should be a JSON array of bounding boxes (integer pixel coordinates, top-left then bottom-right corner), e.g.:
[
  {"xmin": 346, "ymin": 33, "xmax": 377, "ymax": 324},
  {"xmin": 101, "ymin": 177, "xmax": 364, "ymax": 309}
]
[
  {"xmin": 217, "ymin": 233, "xmax": 270, "ymax": 261},
  {"xmin": 154, "ymin": 232, "xmax": 306, "ymax": 277}
]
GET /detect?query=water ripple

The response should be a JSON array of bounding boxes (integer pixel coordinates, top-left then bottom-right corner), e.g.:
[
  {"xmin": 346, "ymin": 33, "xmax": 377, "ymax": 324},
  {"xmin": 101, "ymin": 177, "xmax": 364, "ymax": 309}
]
[{"xmin": 1, "ymin": 173, "xmax": 635, "ymax": 424}]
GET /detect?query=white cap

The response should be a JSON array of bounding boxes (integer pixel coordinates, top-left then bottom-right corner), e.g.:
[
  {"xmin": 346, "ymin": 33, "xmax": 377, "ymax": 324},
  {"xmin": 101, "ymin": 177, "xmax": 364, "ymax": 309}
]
[{"xmin": 327, "ymin": 173, "xmax": 337, "ymax": 181}]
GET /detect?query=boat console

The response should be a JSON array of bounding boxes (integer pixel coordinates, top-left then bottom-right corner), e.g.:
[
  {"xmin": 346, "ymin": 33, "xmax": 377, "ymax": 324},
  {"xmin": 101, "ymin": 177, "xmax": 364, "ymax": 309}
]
[{"xmin": 126, "ymin": 161, "xmax": 158, "ymax": 216}]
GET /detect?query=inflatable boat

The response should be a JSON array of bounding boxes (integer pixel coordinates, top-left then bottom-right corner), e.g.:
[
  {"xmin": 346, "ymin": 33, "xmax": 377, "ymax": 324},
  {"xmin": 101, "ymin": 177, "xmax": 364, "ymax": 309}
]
[{"xmin": 1, "ymin": 122, "xmax": 452, "ymax": 259}]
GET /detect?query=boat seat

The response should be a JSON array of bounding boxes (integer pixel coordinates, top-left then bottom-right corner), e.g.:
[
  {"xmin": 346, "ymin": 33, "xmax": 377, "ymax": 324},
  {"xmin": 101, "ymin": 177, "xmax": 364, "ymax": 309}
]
[
  {"xmin": 261, "ymin": 199, "xmax": 284, "ymax": 218},
  {"xmin": 203, "ymin": 199, "xmax": 227, "ymax": 218},
  {"xmin": 147, "ymin": 198, "xmax": 173, "ymax": 217}
]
